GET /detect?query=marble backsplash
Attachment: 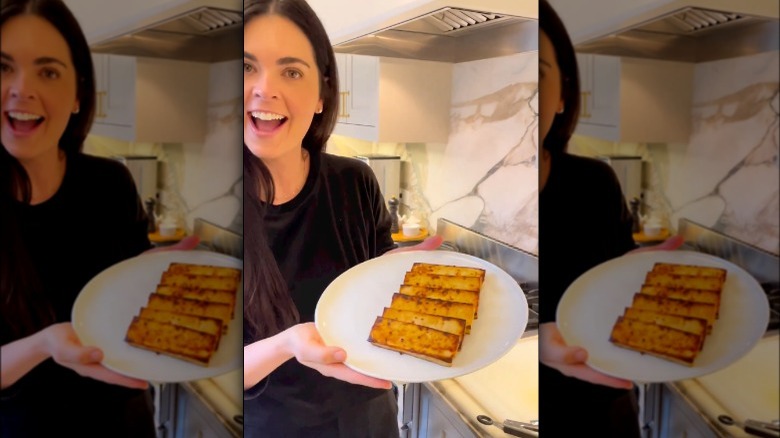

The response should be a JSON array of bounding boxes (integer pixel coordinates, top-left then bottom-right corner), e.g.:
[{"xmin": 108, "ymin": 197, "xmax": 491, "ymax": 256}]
[
  {"xmin": 328, "ymin": 52, "xmax": 539, "ymax": 255},
  {"xmin": 569, "ymin": 51, "xmax": 779, "ymax": 255},
  {"xmin": 83, "ymin": 60, "xmax": 243, "ymax": 235}
]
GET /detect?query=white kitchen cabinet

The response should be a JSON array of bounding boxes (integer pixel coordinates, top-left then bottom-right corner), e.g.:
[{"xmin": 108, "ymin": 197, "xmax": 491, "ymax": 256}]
[
  {"xmin": 333, "ymin": 54, "xmax": 452, "ymax": 143},
  {"xmin": 90, "ymin": 53, "xmax": 210, "ymax": 143},
  {"xmin": 574, "ymin": 53, "xmax": 693, "ymax": 143}
]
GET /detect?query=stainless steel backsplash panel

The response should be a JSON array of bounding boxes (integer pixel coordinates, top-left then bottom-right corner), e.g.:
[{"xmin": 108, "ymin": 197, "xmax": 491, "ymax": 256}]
[
  {"xmin": 435, "ymin": 218, "xmax": 538, "ymax": 285},
  {"xmin": 193, "ymin": 218, "xmax": 243, "ymax": 260},
  {"xmin": 678, "ymin": 219, "xmax": 779, "ymax": 284}
]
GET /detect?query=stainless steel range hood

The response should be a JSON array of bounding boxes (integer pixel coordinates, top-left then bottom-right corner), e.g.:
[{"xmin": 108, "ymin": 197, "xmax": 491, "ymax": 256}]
[
  {"xmin": 575, "ymin": 6, "xmax": 779, "ymax": 63},
  {"xmin": 334, "ymin": 7, "xmax": 537, "ymax": 63},
  {"xmin": 90, "ymin": 7, "xmax": 242, "ymax": 63}
]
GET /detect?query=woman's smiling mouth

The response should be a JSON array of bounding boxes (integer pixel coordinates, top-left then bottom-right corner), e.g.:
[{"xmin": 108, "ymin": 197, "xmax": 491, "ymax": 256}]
[
  {"xmin": 5, "ymin": 111, "xmax": 45, "ymax": 135},
  {"xmin": 250, "ymin": 111, "xmax": 288, "ymax": 135}
]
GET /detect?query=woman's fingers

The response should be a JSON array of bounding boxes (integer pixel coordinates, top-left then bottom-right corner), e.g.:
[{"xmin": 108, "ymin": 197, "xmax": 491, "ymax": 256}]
[
  {"xmin": 304, "ymin": 361, "xmax": 392, "ymax": 389},
  {"xmin": 558, "ymin": 364, "xmax": 634, "ymax": 389},
  {"xmin": 72, "ymin": 364, "xmax": 149, "ymax": 389}
]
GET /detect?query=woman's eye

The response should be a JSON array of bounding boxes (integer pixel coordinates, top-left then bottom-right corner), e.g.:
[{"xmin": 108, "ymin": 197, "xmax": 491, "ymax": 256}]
[
  {"xmin": 40, "ymin": 67, "xmax": 60, "ymax": 79},
  {"xmin": 284, "ymin": 69, "xmax": 303, "ymax": 79},
  {"xmin": 243, "ymin": 62, "xmax": 254, "ymax": 73},
  {"xmin": 0, "ymin": 62, "xmax": 12, "ymax": 74}
]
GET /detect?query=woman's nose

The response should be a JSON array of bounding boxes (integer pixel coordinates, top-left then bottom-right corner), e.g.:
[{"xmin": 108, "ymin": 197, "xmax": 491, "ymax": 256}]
[
  {"xmin": 253, "ymin": 73, "xmax": 278, "ymax": 99},
  {"xmin": 7, "ymin": 73, "xmax": 36, "ymax": 100}
]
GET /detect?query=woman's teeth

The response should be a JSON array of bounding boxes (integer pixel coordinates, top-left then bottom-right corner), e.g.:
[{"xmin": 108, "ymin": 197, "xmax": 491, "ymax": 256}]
[
  {"xmin": 250, "ymin": 111, "xmax": 287, "ymax": 133},
  {"xmin": 8, "ymin": 111, "xmax": 43, "ymax": 121},
  {"xmin": 251, "ymin": 111, "xmax": 286, "ymax": 121}
]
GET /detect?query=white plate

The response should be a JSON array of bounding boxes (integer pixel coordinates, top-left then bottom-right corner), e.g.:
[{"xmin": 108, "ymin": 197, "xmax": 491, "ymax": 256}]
[
  {"xmin": 72, "ymin": 250, "xmax": 242, "ymax": 383},
  {"xmin": 557, "ymin": 250, "xmax": 770, "ymax": 383},
  {"xmin": 314, "ymin": 250, "xmax": 529, "ymax": 383}
]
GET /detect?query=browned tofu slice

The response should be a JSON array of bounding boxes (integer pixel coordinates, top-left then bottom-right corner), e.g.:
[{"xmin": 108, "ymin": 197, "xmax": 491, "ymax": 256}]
[
  {"xmin": 381, "ymin": 307, "xmax": 466, "ymax": 350},
  {"xmin": 622, "ymin": 308, "xmax": 707, "ymax": 340},
  {"xmin": 410, "ymin": 263, "xmax": 485, "ymax": 285},
  {"xmin": 155, "ymin": 285, "xmax": 237, "ymax": 318},
  {"xmin": 398, "ymin": 285, "xmax": 480, "ymax": 319},
  {"xmin": 639, "ymin": 285, "xmax": 722, "ymax": 318},
  {"xmin": 402, "ymin": 272, "xmax": 482, "ymax": 292},
  {"xmin": 650, "ymin": 263, "xmax": 726, "ymax": 281},
  {"xmin": 630, "ymin": 293, "xmax": 718, "ymax": 333},
  {"xmin": 609, "ymin": 316, "xmax": 702, "ymax": 366},
  {"xmin": 368, "ymin": 317, "xmax": 460, "ymax": 367},
  {"xmin": 644, "ymin": 272, "xmax": 724, "ymax": 292},
  {"xmin": 159, "ymin": 272, "xmax": 238, "ymax": 292},
  {"xmin": 137, "ymin": 307, "xmax": 223, "ymax": 343},
  {"xmin": 125, "ymin": 317, "xmax": 218, "ymax": 366},
  {"xmin": 389, "ymin": 293, "xmax": 475, "ymax": 333},
  {"xmin": 146, "ymin": 294, "xmax": 233, "ymax": 334},
  {"xmin": 166, "ymin": 263, "xmax": 242, "ymax": 279}
]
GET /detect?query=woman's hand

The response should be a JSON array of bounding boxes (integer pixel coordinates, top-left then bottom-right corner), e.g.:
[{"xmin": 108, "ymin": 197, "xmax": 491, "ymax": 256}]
[
  {"xmin": 385, "ymin": 235, "xmax": 443, "ymax": 255},
  {"xmin": 539, "ymin": 322, "xmax": 633, "ymax": 389},
  {"xmin": 44, "ymin": 322, "xmax": 149, "ymax": 389},
  {"xmin": 285, "ymin": 323, "xmax": 392, "ymax": 389}
]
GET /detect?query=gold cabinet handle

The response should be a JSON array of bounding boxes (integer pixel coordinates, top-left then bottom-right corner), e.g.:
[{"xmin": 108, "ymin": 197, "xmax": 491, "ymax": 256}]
[
  {"xmin": 96, "ymin": 91, "xmax": 108, "ymax": 118},
  {"xmin": 581, "ymin": 91, "xmax": 591, "ymax": 119},
  {"xmin": 339, "ymin": 91, "xmax": 350, "ymax": 119}
]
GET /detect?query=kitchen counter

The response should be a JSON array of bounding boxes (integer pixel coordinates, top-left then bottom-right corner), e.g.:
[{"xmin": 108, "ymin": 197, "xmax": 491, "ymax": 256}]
[
  {"xmin": 430, "ymin": 332, "xmax": 539, "ymax": 437},
  {"xmin": 670, "ymin": 333, "xmax": 779, "ymax": 437}
]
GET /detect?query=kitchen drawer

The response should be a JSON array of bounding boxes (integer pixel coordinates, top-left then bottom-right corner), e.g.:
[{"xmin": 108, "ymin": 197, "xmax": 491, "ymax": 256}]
[
  {"xmin": 174, "ymin": 384, "xmax": 238, "ymax": 438},
  {"xmin": 659, "ymin": 384, "xmax": 720, "ymax": 438},
  {"xmin": 417, "ymin": 383, "xmax": 479, "ymax": 438}
]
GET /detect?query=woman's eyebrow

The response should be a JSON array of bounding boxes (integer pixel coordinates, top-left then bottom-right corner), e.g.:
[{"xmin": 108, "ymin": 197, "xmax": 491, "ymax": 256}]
[
  {"xmin": 35, "ymin": 56, "xmax": 68, "ymax": 68},
  {"xmin": 540, "ymin": 59, "xmax": 553, "ymax": 69},
  {"xmin": 277, "ymin": 56, "xmax": 311, "ymax": 68},
  {"xmin": 0, "ymin": 52, "xmax": 68, "ymax": 69},
  {"xmin": 242, "ymin": 52, "xmax": 311, "ymax": 69}
]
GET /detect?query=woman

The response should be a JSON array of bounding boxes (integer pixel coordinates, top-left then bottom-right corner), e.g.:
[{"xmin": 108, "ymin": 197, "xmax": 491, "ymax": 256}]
[
  {"xmin": 537, "ymin": 0, "xmax": 684, "ymax": 435},
  {"xmin": 1, "ymin": 0, "xmax": 195, "ymax": 435},
  {"xmin": 242, "ymin": 0, "xmax": 440, "ymax": 436}
]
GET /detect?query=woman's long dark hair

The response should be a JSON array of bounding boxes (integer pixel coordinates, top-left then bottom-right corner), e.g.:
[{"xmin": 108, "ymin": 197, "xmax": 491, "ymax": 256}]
[
  {"xmin": 243, "ymin": 0, "xmax": 340, "ymax": 342},
  {"xmin": 1, "ymin": 0, "xmax": 97, "ymax": 339},
  {"xmin": 540, "ymin": 0, "xmax": 581, "ymax": 155}
]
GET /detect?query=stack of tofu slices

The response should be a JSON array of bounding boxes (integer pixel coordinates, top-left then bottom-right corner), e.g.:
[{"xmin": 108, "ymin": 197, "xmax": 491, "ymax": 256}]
[
  {"xmin": 609, "ymin": 262, "xmax": 726, "ymax": 366},
  {"xmin": 368, "ymin": 262, "xmax": 485, "ymax": 367},
  {"xmin": 125, "ymin": 262, "xmax": 241, "ymax": 366}
]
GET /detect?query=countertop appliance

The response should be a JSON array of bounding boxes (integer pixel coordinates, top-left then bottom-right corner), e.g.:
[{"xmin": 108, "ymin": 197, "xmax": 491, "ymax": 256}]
[
  {"xmin": 596, "ymin": 155, "xmax": 643, "ymax": 208},
  {"xmin": 355, "ymin": 154, "xmax": 402, "ymax": 204},
  {"xmin": 113, "ymin": 155, "xmax": 158, "ymax": 206},
  {"xmin": 640, "ymin": 218, "xmax": 779, "ymax": 438}
]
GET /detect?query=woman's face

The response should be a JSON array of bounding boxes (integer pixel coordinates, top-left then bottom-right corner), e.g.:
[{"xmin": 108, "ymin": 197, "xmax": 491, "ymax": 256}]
[
  {"xmin": 244, "ymin": 14, "xmax": 322, "ymax": 163},
  {"xmin": 1, "ymin": 14, "xmax": 79, "ymax": 163},
  {"xmin": 539, "ymin": 30, "xmax": 564, "ymax": 144}
]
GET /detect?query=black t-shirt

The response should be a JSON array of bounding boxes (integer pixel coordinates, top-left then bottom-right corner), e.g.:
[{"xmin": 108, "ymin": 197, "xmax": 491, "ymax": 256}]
[
  {"xmin": 1, "ymin": 153, "xmax": 155, "ymax": 437},
  {"xmin": 539, "ymin": 152, "xmax": 640, "ymax": 437},
  {"xmin": 244, "ymin": 152, "xmax": 398, "ymax": 436}
]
